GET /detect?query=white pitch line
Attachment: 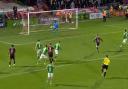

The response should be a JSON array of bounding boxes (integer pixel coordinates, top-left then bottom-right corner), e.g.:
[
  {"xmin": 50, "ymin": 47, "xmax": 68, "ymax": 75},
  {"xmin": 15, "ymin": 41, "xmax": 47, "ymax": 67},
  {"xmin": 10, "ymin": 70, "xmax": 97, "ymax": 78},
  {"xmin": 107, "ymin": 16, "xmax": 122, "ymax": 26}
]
[
  {"xmin": 105, "ymin": 25, "xmax": 123, "ymax": 28},
  {"xmin": 0, "ymin": 30, "xmax": 122, "ymax": 46},
  {"xmin": 0, "ymin": 40, "xmax": 35, "ymax": 45},
  {"xmin": 30, "ymin": 28, "xmax": 77, "ymax": 33},
  {"xmin": 104, "ymin": 24, "xmax": 128, "ymax": 29},
  {"xmin": 24, "ymin": 19, "xmax": 92, "ymax": 33},
  {"xmin": 0, "ymin": 53, "xmax": 127, "ymax": 79}
]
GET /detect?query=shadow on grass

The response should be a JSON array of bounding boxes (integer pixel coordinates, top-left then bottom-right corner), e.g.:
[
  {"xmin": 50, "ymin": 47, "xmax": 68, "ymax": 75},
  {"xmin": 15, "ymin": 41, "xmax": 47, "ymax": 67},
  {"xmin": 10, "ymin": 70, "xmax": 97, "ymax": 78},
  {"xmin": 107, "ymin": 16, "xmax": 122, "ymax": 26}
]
[
  {"xmin": 54, "ymin": 83, "xmax": 88, "ymax": 88},
  {"xmin": 0, "ymin": 72, "xmax": 10, "ymax": 74},
  {"xmin": 105, "ymin": 50, "xmax": 122, "ymax": 53},
  {"xmin": 90, "ymin": 78, "xmax": 104, "ymax": 89},
  {"xmin": 107, "ymin": 77, "xmax": 128, "ymax": 80},
  {"xmin": 83, "ymin": 51, "xmax": 96, "ymax": 59},
  {"xmin": 55, "ymin": 59, "xmax": 94, "ymax": 66},
  {"xmin": 55, "ymin": 58, "xmax": 97, "ymax": 66},
  {"xmin": 15, "ymin": 65, "xmax": 43, "ymax": 68},
  {"xmin": 55, "ymin": 52, "xmax": 96, "ymax": 65},
  {"xmin": 104, "ymin": 49, "xmax": 122, "ymax": 55},
  {"xmin": 104, "ymin": 48, "xmax": 128, "ymax": 54}
]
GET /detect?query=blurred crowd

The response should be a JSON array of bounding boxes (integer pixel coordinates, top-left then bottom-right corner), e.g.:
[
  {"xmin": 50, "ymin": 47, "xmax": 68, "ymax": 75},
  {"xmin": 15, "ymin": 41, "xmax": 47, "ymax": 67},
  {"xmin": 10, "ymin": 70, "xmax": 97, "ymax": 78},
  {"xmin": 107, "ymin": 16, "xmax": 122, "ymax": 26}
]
[
  {"xmin": 2, "ymin": 0, "xmax": 128, "ymax": 20},
  {"xmin": 36, "ymin": 0, "xmax": 124, "ymax": 10}
]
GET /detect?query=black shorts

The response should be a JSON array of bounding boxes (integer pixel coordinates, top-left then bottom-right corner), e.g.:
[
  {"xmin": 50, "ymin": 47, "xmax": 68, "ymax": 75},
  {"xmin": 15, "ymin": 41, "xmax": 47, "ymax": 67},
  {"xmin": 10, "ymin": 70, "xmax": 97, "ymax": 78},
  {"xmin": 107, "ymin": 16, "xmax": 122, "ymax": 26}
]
[
  {"xmin": 10, "ymin": 55, "xmax": 15, "ymax": 60},
  {"xmin": 48, "ymin": 52, "xmax": 53, "ymax": 57},
  {"xmin": 103, "ymin": 16, "xmax": 106, "ymax": 19},
  {"xmin": 126, "ymin": 14, "xmax": 128, "ymax": 17},
  {"xmin": 102, "ymin": 64, "xmax": 108, "ymax": 70},
  {"xmin": 96, "ymin": 42, "xmax": 100, "ymax": 47}
]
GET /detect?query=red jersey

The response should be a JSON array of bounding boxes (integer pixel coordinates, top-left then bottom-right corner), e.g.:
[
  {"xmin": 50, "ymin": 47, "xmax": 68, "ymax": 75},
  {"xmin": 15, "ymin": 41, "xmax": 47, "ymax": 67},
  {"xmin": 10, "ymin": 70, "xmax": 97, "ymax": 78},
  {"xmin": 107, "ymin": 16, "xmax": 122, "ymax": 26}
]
[
  {"xmin": 9, "ymin": 47, "xmax": 16, "ymax": 56},
  {"xmin": 48, "ymin": 45, "xmax": 54, "ymax": 54}
]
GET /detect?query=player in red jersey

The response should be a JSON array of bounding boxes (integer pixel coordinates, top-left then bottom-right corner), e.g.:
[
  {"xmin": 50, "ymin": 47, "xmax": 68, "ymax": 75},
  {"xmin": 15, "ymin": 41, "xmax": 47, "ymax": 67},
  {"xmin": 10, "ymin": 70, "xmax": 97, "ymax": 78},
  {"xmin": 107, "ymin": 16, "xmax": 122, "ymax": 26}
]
[
  {"xmin": 48, "ymin": 43, "xmax": 54, "ymax": 63},
  {"xmin": 94, "ymin": 34, "xmax": 103, "ymax": 53},
  {"xmin": 9, "ymin": 45, "xmax": 16, "ymax": 67}
]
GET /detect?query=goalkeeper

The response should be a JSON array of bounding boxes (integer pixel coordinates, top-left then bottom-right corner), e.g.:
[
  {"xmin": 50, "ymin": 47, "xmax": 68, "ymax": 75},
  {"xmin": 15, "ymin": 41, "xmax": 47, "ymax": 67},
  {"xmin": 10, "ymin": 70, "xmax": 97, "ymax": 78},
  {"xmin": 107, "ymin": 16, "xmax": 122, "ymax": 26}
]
[{"xmin": 51, "ymin": 20, "xmax": 59, "ymax": 31}]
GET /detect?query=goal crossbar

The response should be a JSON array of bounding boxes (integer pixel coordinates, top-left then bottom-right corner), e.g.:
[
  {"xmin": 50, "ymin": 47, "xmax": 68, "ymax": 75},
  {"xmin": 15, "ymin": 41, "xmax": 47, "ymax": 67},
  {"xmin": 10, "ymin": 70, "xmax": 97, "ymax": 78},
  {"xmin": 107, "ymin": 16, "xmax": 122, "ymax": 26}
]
[{"xmin": 26, "ymin": 8, "xmax": 78, "ymax": 35}]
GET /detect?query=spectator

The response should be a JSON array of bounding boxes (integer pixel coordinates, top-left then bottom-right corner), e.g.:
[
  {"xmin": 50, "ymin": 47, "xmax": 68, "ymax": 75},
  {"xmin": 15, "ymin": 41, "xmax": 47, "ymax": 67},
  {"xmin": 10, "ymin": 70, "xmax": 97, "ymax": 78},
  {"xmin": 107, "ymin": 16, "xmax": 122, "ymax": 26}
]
[
  {"xmin": 13, "ymin": 6, "xmax": 17, "ymax": 19},
  {"xmin": 58, "ymin": 0, "xmax": 62, "ymax": 8},
  {"xmin": 71, "ymin": 1, "xmax": 75, "ymax": 9}
]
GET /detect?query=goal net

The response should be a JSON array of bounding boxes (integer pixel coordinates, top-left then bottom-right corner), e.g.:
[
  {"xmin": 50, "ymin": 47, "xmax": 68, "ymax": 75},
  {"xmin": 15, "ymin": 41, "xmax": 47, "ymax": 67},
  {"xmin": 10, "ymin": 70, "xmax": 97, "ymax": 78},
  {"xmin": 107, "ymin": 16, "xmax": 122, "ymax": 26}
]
[{"xmin": 22, "ymin": 8, "xmax": 78, "ymax": 35}]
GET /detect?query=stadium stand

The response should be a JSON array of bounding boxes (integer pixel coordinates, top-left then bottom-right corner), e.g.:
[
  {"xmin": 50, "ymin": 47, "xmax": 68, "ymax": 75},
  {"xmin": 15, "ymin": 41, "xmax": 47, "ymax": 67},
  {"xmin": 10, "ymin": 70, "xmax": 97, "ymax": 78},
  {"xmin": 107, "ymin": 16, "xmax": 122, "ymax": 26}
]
[{"xmin": 0, "ymin": 0, "xmax": 127, "ymax": 20}]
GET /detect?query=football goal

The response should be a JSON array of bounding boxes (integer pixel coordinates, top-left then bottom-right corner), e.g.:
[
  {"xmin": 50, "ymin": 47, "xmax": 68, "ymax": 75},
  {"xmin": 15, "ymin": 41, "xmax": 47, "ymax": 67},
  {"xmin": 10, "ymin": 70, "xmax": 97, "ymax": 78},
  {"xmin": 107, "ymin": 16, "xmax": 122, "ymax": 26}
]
[{"xmin": 21, "ymin": 8, "xmax": 78, "ymax": 35}]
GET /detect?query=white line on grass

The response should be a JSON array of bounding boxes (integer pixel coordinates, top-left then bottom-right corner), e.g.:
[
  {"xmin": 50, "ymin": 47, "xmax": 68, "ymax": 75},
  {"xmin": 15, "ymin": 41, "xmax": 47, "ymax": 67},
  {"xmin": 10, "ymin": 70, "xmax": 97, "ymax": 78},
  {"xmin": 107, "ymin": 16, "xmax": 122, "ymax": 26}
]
[
  {"xmin": 21, "ymin": 20, "xmax": 94, "ymax": 33},
  {"xmin": 29, "ymin": 28, "xmax": 77, "ymax": 33},
  {"xmin": 104, "ymin": 24, "xmax": 125, "ymax": 28},
  {"xmin": 0, "ymin": 53, "xmax": 127, "ymax": 79},
  {"xmin": 0, "ymin": 30, "xmax": 122, "ymax": 46},
  {"xmin": 22, "ymin": 20, "xmax": 127, "ymax": 34}
]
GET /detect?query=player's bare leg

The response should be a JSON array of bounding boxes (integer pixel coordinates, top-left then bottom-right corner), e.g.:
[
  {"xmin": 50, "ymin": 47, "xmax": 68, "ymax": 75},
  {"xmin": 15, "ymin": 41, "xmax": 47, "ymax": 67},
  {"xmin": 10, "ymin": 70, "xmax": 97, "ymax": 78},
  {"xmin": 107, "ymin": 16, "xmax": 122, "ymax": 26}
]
[
  {"xmin": 13, "ymin": 59, "xmax": 16, "ymax": 66},
  {"xmin": 44, "ymin": 58, "xmax": 47, "ymax": 65},
  {"xmin": 9, "ymin": 60, "xmax": 11, "ymax": 67},
  {"xmin": 47, "ymin": 75, "xmax": 53, "ymax": 85},
  {"xmin": 103, "ymin": 69, "xmax": 107, "ymax": 78},
  {"xmin": 96, "ymin": 45, "xmax": 99, "ymax": 53},
  {"xmin": 101, "ymin": 67, "xmax": 107, "ymax": 78},
  {"xmin": 97, "ymin": 47, "xmax": 99, "ymax": 53},
  {"xmin": 49, "ymin": 77, "xmax": 52, "ymax": 85},
  {"xmin": 120, "ymin": 41, "xmax": 127, "ymax": 51},
  {"xmin": 101, "ymin": 66, "xmax": 104, "ymax": 76},
  {"xmin": 37, "ymin": 59, "xmax": 40, "ymax": 65}
]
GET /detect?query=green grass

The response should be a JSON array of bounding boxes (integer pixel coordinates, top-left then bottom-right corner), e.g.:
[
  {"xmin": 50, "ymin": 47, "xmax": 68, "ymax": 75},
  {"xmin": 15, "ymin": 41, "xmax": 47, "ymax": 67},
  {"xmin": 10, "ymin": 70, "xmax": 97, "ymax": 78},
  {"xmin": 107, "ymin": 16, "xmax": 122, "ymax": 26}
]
[{"xmin": 0, "ymin": 16, "xmax": 128, "ymax": 89}]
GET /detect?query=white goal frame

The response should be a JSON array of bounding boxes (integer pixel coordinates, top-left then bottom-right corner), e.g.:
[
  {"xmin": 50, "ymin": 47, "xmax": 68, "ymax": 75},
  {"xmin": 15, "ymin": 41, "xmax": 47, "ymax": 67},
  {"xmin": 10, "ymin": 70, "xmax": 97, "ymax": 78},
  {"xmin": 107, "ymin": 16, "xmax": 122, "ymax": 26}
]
[{"xmin": 26, "ymin": 8, "xmax": 78, "ymax": 35}]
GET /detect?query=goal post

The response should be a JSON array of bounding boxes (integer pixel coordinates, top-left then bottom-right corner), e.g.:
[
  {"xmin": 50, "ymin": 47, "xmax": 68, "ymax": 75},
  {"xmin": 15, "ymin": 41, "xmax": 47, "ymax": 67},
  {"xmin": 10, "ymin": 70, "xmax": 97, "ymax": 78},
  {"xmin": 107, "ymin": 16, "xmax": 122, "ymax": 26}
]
[
  {"xmin": 24, "ymin": 8, "xmax": 78, "ymax": 35},
  {"xmin": 27, "ymin": 12, "xmax": 30, "ymax": 35}
]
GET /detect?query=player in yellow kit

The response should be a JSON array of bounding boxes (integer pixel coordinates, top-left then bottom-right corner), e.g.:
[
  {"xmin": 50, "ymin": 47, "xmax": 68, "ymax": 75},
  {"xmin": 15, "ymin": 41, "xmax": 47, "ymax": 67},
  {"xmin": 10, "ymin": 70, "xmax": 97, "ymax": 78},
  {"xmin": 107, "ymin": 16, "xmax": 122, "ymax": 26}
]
[{"xmin": 101, "ymin": 55, "xmax": 110, "ymax": 78}]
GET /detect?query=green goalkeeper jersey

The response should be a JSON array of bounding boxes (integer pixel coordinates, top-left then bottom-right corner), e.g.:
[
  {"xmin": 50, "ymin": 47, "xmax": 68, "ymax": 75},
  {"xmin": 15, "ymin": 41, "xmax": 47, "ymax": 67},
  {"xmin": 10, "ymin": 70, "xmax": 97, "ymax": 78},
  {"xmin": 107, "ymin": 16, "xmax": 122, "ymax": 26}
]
[
  {"xmin": 54, "ymin": 42, "xmax": 60, "ymax": 50},
  {"xmin": 47, "ymin": 64, "xmax": 54, "ymax": 73},
  {"xmin": 123, "ymin": 32, "xmax": 128, "ymax": 39}
]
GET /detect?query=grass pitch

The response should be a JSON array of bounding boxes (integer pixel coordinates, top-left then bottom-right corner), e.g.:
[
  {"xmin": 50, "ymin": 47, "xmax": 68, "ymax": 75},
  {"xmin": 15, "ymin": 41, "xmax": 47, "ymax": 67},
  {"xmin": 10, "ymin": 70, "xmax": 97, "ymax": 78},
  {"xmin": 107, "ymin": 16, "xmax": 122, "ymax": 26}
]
[{"xmin": 0, "ymin": 17, "xmax": 128, "ymax": 89}]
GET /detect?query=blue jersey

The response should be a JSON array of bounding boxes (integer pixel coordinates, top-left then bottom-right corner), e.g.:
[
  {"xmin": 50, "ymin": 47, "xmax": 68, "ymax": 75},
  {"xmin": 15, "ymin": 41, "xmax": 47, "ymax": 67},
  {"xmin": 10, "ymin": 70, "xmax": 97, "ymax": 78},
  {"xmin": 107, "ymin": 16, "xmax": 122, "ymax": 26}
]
[{"xmin": 53, "ymin": 22, "xmax": 58, "ymax": 29}]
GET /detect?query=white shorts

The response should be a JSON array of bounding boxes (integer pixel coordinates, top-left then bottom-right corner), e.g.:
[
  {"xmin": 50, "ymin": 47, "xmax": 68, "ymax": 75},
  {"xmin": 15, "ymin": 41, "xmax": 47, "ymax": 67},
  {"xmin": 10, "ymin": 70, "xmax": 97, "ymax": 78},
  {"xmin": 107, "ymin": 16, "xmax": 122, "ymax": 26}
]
[
  {"xmin": 40, "ymin": 53, "xmax": 47, "ymax": 59},
  {"xmin": 37, "ymin": 49, "xmax": 42, "ymax": 56},
  {"xmin": 122, "ymin": 39, "xmax": 127, "ymax": 44},
  {"xmin": 55, "ymin": 49, "xmax": 59, "ymax": 55},
  {"xmin": 48, "ymin": 73, "xmax": 53, "ymax": 78}
]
